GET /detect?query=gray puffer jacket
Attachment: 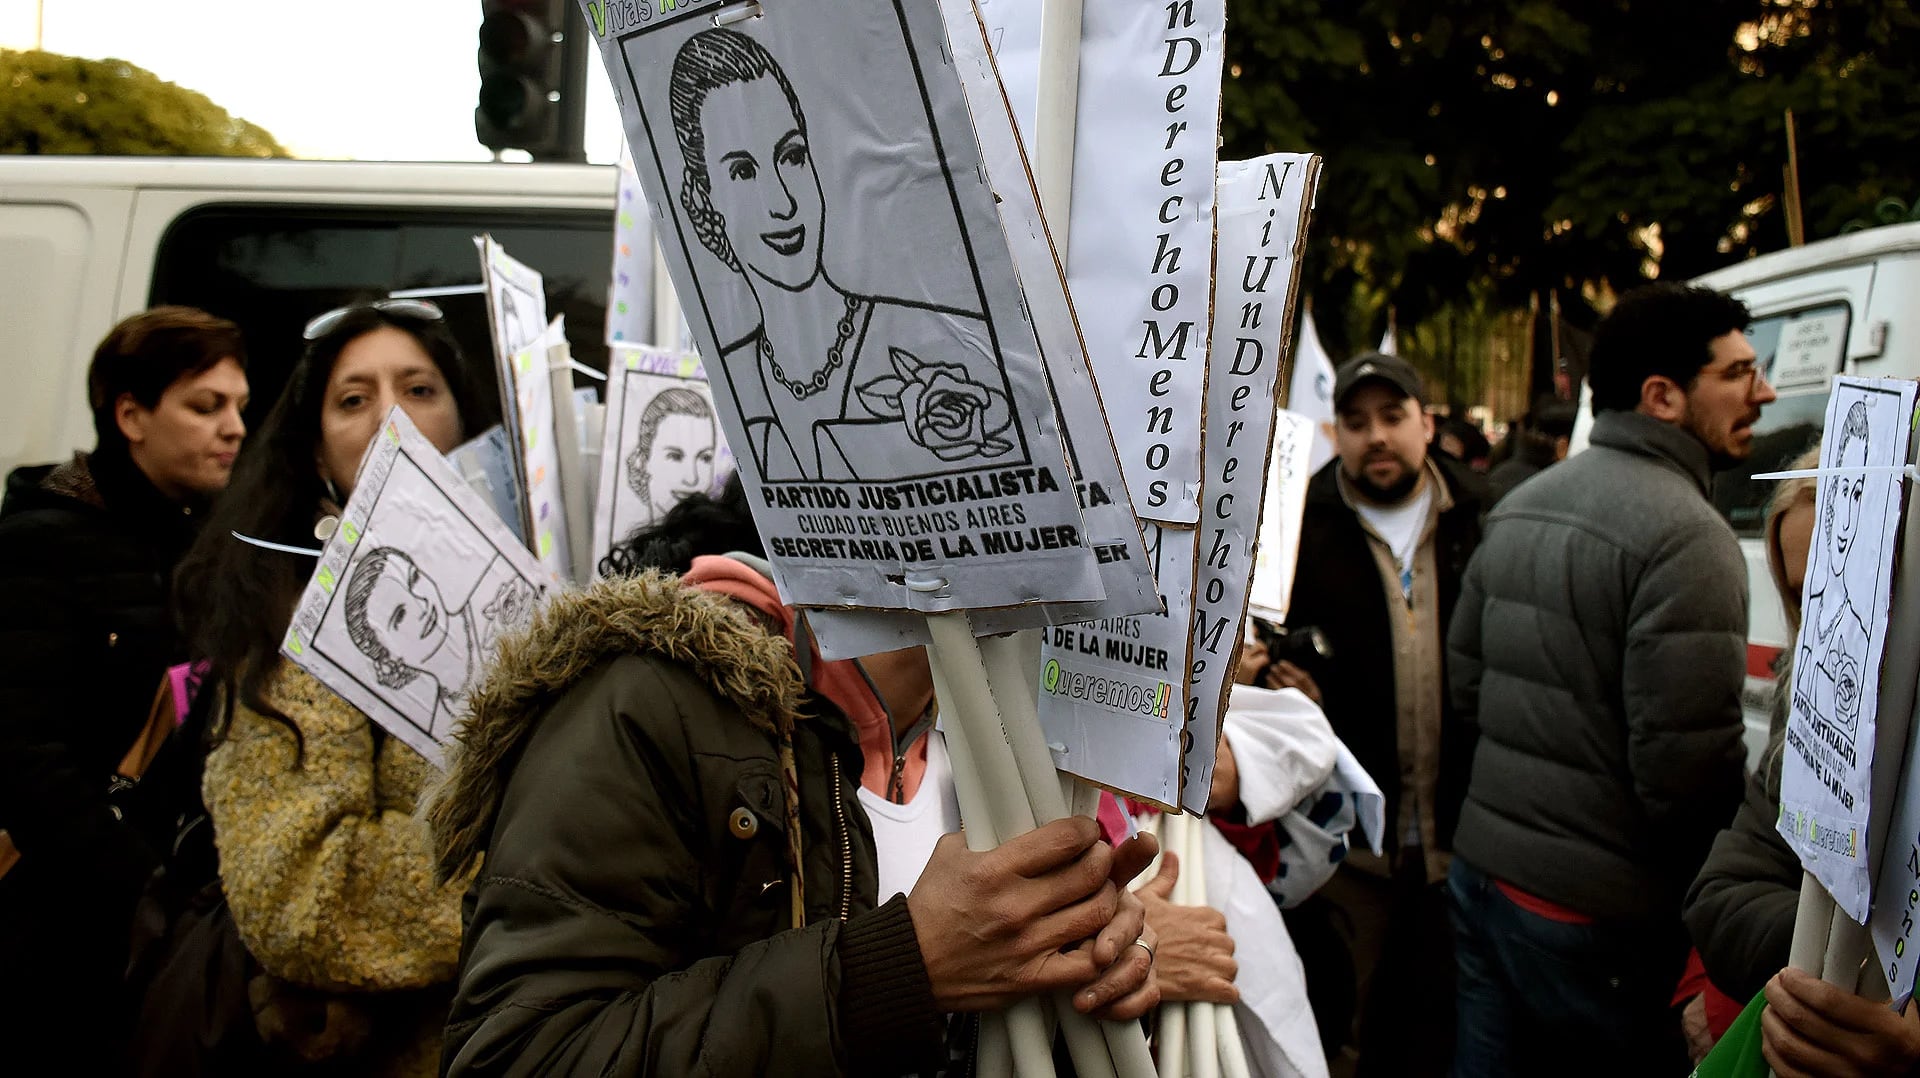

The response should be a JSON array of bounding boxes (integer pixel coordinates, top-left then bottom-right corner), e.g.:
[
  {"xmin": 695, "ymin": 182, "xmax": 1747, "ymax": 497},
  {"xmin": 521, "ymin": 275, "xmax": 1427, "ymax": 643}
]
[{"xmin": 1448, "ymin": 410, "xmax": 1749, "ymax": 921}]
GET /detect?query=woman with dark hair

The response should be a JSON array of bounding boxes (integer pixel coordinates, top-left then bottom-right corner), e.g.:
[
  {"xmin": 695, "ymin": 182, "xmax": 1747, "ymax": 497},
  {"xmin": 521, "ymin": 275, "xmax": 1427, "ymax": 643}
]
[
  {"xmin": 623, "ymin": 386, "xmax": 717, "ymax": 522},
  {"xmin": 0, "ymin": 305, "xmax": 247, "ymax": 1067},
  {"xmin": 668, "ymin": 27, "xmax": 1012, "ymax": 481},
  {"xmin": 166, "ymin": 301, "xmax": 480, "ymax": 1077}
]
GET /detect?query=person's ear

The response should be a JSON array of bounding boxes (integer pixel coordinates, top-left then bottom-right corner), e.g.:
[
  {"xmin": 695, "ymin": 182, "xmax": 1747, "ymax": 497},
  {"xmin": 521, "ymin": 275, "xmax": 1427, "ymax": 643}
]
[
  {"xmin": 1420, "ymin": 410, "xmax": 1436, "ymax": 443},
  {"xmin": 1638, "ymin": 375, "xmax": 1687, "ymax": 422},
  {"xmin": 115, "ymin": 394, "xmax": 149, "ymax": 447}
]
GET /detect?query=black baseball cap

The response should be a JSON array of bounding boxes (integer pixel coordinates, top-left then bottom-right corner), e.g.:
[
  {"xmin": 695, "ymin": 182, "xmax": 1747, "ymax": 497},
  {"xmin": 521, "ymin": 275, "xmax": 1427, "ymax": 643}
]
[{"xmin": 1333, "ymin": 352, "xmax": 1427, "ymax": 410}]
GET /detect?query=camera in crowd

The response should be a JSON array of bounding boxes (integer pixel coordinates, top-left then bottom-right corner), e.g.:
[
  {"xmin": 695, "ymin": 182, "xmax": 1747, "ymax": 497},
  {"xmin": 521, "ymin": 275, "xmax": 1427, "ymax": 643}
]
[{"xmin": 1253, "ymin": 618, "xmax": 1334, "ymax": 672}]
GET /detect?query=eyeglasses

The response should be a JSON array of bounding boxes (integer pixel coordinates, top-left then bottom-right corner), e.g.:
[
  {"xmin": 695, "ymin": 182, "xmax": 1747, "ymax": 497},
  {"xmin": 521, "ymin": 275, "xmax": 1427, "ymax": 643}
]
[{"xmin": 302, "ymin": 299, "xmax": 445, "ymax": 341}]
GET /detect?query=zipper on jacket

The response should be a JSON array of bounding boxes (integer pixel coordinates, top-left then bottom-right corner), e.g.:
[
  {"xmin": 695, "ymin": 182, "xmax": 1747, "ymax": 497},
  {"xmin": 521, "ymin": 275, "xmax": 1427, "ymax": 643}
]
[
  {"xmin": 886, "ymin": 706, "xmax": 938, "ymax": 804},
  {"xmin": 831, "ymin": 752, "xmax": 853, "ymax": 921}
]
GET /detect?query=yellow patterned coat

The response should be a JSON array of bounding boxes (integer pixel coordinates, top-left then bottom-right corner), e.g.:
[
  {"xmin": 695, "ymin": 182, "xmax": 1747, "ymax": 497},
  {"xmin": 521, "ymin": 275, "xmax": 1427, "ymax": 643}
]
[{"xmin": 203, "ymin": 663, "xmax": 466, "ymax": 1078}]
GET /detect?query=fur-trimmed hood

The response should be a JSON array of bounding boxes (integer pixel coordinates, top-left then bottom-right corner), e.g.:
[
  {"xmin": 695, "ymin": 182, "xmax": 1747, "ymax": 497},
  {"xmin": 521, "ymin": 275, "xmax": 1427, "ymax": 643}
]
[{"xmin": 425, "ymin": 570, "xmax": 809, "ymax": 882}]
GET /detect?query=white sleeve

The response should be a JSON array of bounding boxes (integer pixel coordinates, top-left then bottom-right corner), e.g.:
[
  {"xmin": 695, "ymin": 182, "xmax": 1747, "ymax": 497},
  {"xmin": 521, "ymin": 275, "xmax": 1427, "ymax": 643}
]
[{"xmin": 1221, "ymin": 684, "xmax": 1340, "ymax": 825}]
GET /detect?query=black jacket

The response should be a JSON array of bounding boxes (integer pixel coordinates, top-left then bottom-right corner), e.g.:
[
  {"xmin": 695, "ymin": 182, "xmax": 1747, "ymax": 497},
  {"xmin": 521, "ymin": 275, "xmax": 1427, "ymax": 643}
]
[
  {"xmin": 1283, "ymin": 457, "xmax": 1484, "ymax": 861},
  {"xmin": 0, "ymin": 447, "xmax": 206, "ymax": 1049}
]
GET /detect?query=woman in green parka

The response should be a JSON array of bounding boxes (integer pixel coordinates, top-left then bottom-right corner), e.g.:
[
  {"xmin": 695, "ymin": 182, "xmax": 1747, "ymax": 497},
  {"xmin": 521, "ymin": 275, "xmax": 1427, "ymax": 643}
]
[{"xmin": 427, "ymin": 543, "xmax": 1161, "ymax": 1076}]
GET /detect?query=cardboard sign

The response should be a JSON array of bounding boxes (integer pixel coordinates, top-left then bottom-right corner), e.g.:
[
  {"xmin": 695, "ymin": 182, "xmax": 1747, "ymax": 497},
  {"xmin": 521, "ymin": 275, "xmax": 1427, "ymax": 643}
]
[
  {"xmin": 496, "ymin": 316, "xmax": 576, "ymax": 581},
  {"xmin": 448, "ymin": 424, "xmax": 528, "ymax": 546},
  {"xmin": 605, "ymin": 150, "xmax": 657, "ymax": 347},
  {"xmin": 283, "ymin": 408, "xmax": 553, "ymax": 766},
  {"xmin": 1038, "ymin": 523, "xmax": 1196, "ymax": 807},
  {"xmin": 478, "ymin": 235, "xmax": 550, "ymax": 484},
  {"xmin": 1246, "ymin": 410, "xmax": 1318, "ymax": 625},
  {"xmin": 989, "ymin": 0, "xmax": 1227, "ymax": 525},
  {"xmin": 591, "ymin": 345, "xmax": 733, "ymax": 573},
  {"xmin": 1779, "ymin": 376, "xmax": 1918, "ymax": 921},
  {"xmin": 1180, "ymin": 154, "xmax": 1321, "ymax": 813},
  {"xmin": 579, "ymin": 0, "xmax": 1101, "ymax": 614}
]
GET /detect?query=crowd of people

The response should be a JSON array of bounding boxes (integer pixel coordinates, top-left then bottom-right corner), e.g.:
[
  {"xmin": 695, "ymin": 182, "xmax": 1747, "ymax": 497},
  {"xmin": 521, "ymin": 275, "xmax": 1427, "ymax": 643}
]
[{"xmin": 1, "ymin": 282, "xmax": 1916, "ymax": 1076}]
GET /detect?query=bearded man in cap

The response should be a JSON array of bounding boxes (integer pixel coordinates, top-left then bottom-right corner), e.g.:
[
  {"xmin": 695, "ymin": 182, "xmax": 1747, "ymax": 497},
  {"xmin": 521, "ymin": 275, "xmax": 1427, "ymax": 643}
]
[{"xmin": 1278, "ymin": 352, "xmax": 1484, "ymax": 1078}]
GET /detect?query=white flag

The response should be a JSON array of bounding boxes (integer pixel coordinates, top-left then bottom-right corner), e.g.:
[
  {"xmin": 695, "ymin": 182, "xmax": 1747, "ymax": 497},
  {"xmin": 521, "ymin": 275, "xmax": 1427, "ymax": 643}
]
[{"xmin": 1290, "ymin": 310, "xmax": 1338, "ymax": 473}]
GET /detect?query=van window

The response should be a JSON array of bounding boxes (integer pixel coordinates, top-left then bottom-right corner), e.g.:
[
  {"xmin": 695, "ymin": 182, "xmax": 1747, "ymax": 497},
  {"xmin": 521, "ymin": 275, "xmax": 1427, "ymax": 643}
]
[
  {"xmin": 1710, "ymin": 301, "xmax": 1850, "ymax": 535},
  {"xmin": 148, "ymin": 205, "xmax": 613, "ymax": 434}
]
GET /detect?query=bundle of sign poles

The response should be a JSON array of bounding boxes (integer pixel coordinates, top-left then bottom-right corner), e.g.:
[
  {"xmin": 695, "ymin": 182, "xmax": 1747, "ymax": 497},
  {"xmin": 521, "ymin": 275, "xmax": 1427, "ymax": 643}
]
[{"xmin": 920, "ymin": 7, "xmax": 1155, "ymax": 1076}]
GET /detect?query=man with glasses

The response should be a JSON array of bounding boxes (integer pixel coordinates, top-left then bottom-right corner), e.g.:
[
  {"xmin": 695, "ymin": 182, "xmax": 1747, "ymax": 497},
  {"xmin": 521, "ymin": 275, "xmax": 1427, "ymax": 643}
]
[{"xmin": 1445, "ymin": 283, "xmax": 1776, "ymax": 1076}]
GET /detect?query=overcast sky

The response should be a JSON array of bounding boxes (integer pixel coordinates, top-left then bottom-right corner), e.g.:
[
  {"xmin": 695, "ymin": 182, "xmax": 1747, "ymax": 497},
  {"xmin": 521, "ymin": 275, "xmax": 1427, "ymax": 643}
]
[{"xmin": 1, "ymin": 0, "xmax": 625, "ymax": 162}]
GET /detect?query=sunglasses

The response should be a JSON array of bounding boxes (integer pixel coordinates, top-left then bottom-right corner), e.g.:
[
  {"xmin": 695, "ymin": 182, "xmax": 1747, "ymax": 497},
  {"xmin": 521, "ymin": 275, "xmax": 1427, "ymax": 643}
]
[{"xmin": 302, "ymin": 299, "xmax": 445, "ymax": 341}]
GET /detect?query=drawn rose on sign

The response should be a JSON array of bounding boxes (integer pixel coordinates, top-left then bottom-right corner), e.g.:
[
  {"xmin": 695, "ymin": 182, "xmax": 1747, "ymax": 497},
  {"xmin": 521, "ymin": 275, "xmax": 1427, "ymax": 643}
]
[
  {"xmin": 483, "ymin": 578, "xmax": 538, "ymax": 633},
  {"xmin": 1835, "ymin": 655, "xmax": 1862, "ymax": 733},
  {"xmin": 856, "ymin": 348, "xmax": 1015, "ymax": 462}
]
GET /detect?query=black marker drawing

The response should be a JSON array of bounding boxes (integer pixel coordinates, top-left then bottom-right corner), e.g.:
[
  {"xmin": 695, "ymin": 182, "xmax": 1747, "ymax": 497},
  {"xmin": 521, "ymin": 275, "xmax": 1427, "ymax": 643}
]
[
  {"xmin": 304, "ymin": 446, "xmax": 550, "ymax": 749},
  {"xmin": 342, "ymin": 547, "xmax": 536, "ymax": 712},
  {"xmin": 664, "ymin": 27, "xmax": 1022, "ymax": 480},
  {"xmin": 1798, "ymin": 399, "xmax": 1873, "ymax": 742},
  {"xmin": 625, "ymin": 386, "xmax": 718, "ymax": 521}
]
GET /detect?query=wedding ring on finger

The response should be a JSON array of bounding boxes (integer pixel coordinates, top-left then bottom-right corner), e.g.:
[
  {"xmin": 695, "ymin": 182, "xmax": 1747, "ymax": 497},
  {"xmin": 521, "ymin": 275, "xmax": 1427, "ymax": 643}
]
[{"xmin": 1129, "ymin": 936, "xmax": 1155, "ymax": 962}]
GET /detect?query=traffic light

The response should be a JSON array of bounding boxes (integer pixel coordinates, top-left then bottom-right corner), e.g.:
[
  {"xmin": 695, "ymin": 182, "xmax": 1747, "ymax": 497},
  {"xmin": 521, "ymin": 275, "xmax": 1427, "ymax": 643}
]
[{"xmin": 476, "ymin": 0, "xmax": 584, "ymax": 160}]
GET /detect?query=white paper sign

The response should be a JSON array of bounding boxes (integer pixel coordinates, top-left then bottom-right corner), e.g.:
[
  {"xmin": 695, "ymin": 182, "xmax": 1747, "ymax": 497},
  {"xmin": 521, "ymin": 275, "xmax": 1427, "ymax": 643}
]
[
  {"xmin": 1038, "ymin": 524, "xmax": 1197, "ymax": 808},
  {"xmin": 992, "ymin": 0, "xmax": 1227, "ymax": 525},
  {"xmin": 500, "ymin": 317, "xmax": 576, "ymax": 581},
  {"xmin": 1246, "ymin": 410, "xmax": 1319, "ymax": 626},
  {"xmin": 605, "ymin": 150, "xmax": 656, "ymax": 347},
  {"xmin": 1769, "ymin": 310, "xmax": 1847, "ymax": 393},
  {"xmin": 591, "ymin": 345, "xmax": 733, "ymax": 573},
  {"xmin": 1181, "ymin": 154, "xmax": 1320, "ymax": 813},
  {"xmin": 1779, "ymin": 376, "xmax": 1918, "ymax": 921},
  {"xmin": 579, "ymin": 0, "xmax": 1101, "ymax": 614},
  {"xmin": 448, "ymin": 424, "xmax": 528, "ymax": 546},
  {"xmin": 282, "ymin": 408, "xmax": 553, "ymax": 766},
  {"xmin": 479, "ymin": 235, "xmax": 549, "ymax": 478}
]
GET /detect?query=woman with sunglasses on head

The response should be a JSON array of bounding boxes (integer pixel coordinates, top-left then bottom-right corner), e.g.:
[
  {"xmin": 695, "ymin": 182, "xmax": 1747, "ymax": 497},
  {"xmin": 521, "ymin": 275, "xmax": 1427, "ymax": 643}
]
[{"xmin": 161, "ymin": 300, "xmax": 478, "ymax": 1077}]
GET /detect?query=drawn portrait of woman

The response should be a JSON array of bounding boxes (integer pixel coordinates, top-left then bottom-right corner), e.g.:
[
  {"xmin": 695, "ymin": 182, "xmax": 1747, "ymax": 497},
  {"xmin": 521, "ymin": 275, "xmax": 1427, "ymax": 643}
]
[
  {"xmin": 342, "ymin": 547, "xmax": 535, "ymax": 723},
  {"xmin": 624, "ymin": 387, "xmax": 718, "ymax": 523},
  {"xmin": 667, "ymin": 27, "xmax": 1025, "ymax": 481}
]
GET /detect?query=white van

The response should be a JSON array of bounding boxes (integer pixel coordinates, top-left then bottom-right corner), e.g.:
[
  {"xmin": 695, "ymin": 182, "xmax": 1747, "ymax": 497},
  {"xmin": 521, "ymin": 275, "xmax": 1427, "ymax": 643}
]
[
  {"xmin": 0, "ymin": 156, "xmax": 617, "ymax": 476},
  {"xmin": 1689, "ymin": 223, "xmax": 1920, "ymax": 760}
]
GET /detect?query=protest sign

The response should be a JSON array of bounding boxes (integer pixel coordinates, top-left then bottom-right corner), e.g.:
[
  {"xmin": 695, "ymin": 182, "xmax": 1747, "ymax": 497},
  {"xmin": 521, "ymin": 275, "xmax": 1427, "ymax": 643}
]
[
  {"xmin": 579, "ymin": 0, "xmax": 1100, "ymax": 614},
  {"xmin": 988, "ymin": 0, "xmax": 1226, "ymax": 525},
  {"xmin": 591, "ymin": 345, "xmax": 733, "ymax": 573},
  {"xmin": 479, "ymin": 235, "xmax": 549, "ymax": 479},
  {"xmin": 449, "ymin": 424, "xmax": 528, "ymax": 546},
  {"xmin": 1779, "ymin": 376, "xmax": 1918, "ymax": 921},
  {"xmin": 499, "ymin": 317, "xmax": 577, "ymax": 581},
  {"xmin": 1036, "ymin": 524, "xmax": 1195, "ymax": 807},
  {"xmin": 1180, "ymin": 153, "xmax": 1320, "ymax": 812},
  {"xmin": 800, "ymin": 0, "xmax": 1165, "ymax": 659},
  {"xmin": 605, "ymin": 151, "xmax": 656, "ymax": 347},
  {"xmin": 1246, "ymin": 410, "xmax": 1318, "ymax": 625},
  {"xmin": 282, "ymin": 408, "xmax": 551, "ymax": 766}
]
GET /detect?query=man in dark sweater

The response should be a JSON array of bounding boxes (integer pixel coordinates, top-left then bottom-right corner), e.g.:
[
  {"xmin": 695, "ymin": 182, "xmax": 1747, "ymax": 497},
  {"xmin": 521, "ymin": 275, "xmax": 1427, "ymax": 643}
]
[{"xmin": 1446, "ymin": 283, "xmax": 1777, "ymax": 1076}]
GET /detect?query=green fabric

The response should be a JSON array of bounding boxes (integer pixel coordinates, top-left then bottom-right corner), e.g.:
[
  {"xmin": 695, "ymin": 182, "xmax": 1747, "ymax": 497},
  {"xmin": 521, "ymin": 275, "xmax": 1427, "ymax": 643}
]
[{"xmin": 1691, "ymin": 990, "xmax": 1769, "ymax": 1078}]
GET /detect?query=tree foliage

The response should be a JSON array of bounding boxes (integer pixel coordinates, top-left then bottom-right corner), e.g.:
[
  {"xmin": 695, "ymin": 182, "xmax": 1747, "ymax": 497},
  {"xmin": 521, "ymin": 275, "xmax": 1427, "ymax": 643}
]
[
  {"xmin": 1, "ymin": 49, "xmax": 286, "ymax": 158},
  {"xmin": 1223, "ymin": 0, "xmax": 1920, "ymax": 392}
]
